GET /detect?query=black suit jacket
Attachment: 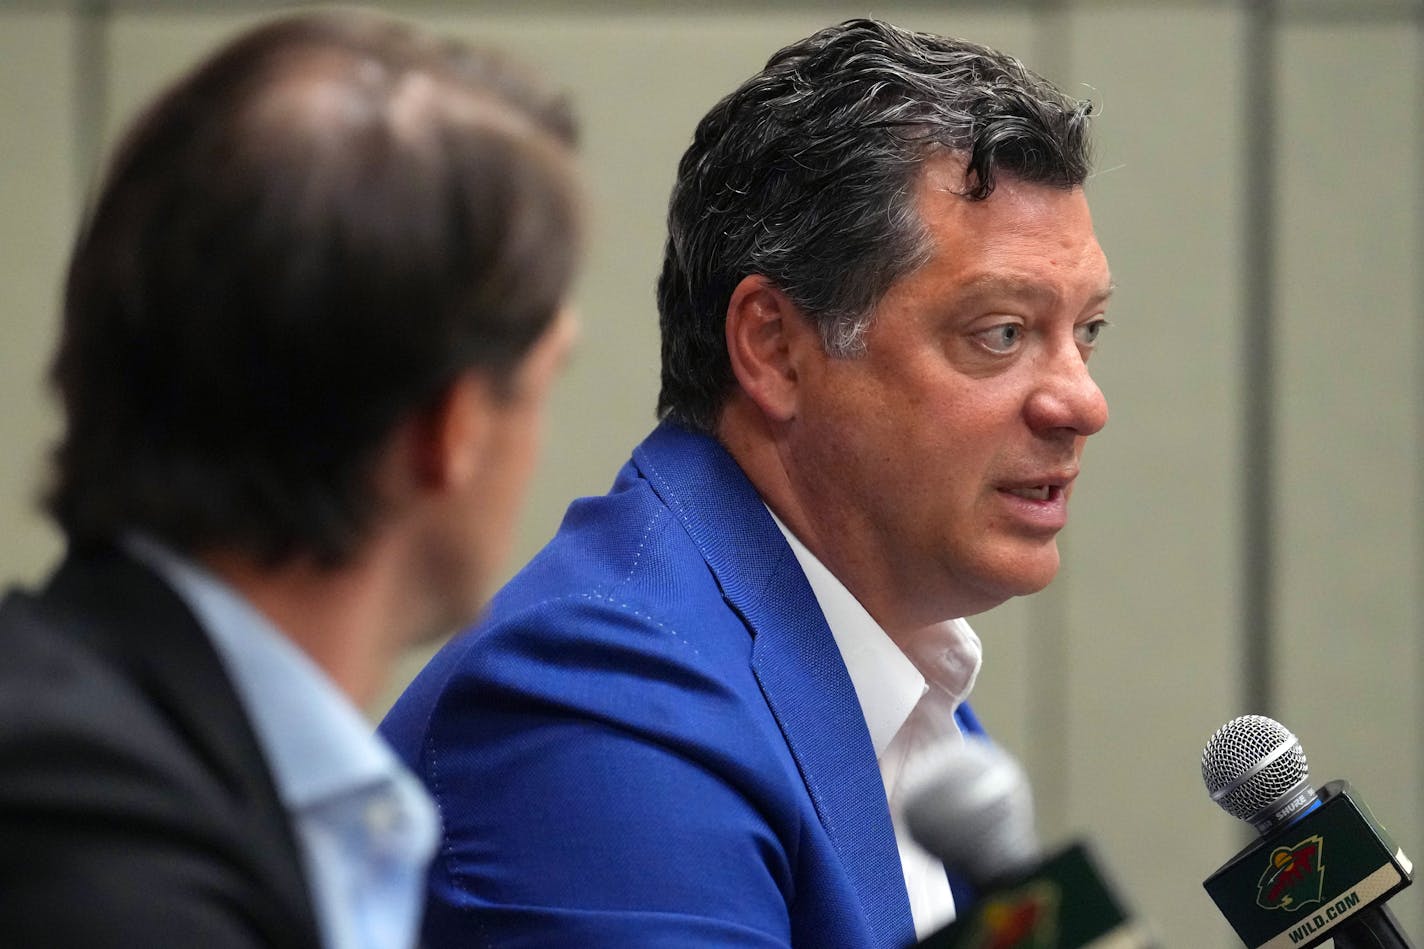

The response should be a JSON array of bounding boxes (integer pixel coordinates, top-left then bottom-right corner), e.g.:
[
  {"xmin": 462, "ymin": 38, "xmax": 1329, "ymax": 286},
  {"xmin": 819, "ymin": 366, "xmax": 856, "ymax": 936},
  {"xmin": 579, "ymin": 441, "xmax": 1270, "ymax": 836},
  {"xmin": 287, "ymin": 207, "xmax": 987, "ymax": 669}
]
[{"xmin": 0, "ymin": 547, "xmax": 321, "ymax": 948}]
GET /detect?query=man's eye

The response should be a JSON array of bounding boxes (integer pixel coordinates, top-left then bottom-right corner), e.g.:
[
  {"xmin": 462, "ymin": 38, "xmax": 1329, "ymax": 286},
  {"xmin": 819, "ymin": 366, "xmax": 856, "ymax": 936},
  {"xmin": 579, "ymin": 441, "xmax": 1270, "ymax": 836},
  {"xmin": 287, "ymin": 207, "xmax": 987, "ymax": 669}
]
[
  {"xmin": 977, "ymin": 324, "xmax": 1022, "ymax": 353},
  {"xmin": 1075, "ymin": 319, "xmax": 1110, "ymax": 348}
]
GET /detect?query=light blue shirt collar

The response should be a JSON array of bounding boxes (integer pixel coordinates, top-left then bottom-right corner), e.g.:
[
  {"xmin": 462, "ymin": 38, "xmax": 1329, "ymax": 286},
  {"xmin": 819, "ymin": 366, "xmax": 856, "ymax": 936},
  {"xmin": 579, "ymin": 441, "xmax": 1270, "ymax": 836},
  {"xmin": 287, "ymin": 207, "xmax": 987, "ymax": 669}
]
[
  {"xmin": 122, "ymin": 534, "xmax": 438, "ymax": 949},
  {"xmin": 123, "ymin": 534, "xmax": 400, "ymax": 807}
]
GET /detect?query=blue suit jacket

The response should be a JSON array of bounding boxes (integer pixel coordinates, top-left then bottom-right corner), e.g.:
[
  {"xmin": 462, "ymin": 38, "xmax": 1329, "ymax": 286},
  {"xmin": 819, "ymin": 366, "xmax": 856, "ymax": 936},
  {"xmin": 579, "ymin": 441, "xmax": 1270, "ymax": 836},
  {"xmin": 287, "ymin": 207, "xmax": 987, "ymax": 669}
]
[{"xmin": 381, "ymin": 422, "xmax": 983, "ymax": 948}]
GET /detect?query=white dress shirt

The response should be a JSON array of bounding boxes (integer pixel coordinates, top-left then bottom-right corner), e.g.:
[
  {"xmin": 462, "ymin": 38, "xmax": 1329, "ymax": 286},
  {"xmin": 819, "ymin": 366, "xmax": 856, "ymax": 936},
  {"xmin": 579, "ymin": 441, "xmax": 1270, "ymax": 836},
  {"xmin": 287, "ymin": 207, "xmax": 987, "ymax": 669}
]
[
  {"xmin": 767, "ymin": 511, "xmax": 983, "ymax": 939},
  {"xmin": 125, "ymin": 536, "xmax": 440, "ymax": 949}
]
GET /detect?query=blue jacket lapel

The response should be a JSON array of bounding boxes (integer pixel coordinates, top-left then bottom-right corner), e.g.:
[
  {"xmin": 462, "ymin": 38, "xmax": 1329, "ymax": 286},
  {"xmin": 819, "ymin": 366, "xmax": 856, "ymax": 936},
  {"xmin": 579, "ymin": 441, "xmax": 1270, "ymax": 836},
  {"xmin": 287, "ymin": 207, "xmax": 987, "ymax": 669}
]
[{"xmin": 634, "ymin": 421, "xmax": 914, "ymax": 945}]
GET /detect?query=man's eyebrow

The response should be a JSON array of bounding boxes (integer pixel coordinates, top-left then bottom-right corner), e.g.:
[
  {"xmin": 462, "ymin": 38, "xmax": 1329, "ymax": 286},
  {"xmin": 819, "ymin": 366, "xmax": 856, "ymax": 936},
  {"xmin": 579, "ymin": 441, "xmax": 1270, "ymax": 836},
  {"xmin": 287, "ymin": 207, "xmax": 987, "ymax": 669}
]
[
  {"xmin": 953, "ymin": 275, "xmax": 1116, "ymax": 307},
  {"xmin": 957, "ymin": 275, "xmax": 1054, "ymax": 303}
]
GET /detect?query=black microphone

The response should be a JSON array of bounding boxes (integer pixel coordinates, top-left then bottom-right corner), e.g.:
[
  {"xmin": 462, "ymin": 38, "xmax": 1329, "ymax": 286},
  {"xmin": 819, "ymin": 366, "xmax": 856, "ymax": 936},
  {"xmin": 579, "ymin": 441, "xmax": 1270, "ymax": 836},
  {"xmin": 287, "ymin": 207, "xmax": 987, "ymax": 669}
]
[
  {"xmin": 1200, "ymin": 715, "xmax": 1416, "ymax": 949},
  {"xmin": 902, "ymin": 738, "xmax": 1157, "ymax": 948}
]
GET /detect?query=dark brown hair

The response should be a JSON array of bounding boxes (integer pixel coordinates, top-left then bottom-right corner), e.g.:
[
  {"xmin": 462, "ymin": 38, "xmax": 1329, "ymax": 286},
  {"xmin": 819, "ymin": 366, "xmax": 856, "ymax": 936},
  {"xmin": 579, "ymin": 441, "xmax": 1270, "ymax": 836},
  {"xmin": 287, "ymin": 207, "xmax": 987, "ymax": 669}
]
[{"xmin": 48, "ymin": 10, "xmax": 582, "ymax": 565}]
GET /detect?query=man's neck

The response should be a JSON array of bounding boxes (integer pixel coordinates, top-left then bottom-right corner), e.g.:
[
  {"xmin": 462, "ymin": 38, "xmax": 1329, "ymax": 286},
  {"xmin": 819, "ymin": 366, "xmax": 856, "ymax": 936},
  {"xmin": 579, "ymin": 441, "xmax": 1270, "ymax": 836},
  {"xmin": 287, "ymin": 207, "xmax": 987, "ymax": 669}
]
[{"xmin": 717, "ymin": 398, "xmax": 901, "ymax": 636}]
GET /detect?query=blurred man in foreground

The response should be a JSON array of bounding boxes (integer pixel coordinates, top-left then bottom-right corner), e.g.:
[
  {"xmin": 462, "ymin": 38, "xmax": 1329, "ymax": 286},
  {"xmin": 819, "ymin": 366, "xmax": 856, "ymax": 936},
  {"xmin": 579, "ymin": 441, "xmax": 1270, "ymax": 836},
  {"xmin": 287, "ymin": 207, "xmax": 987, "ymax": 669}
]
[
  {"xmin": 384, "ymin": 17, "xmax": 1111, "ymax": 948},
  {"xmin": 0, "ymin": 10, "xmax": 581, "ymax": 948}
]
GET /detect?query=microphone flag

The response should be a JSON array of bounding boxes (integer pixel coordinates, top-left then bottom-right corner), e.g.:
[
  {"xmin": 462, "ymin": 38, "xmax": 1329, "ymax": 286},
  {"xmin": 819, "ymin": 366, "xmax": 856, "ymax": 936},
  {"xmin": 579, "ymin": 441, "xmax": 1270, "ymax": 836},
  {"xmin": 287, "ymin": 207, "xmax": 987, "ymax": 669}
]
[
  {"xmin": 1202, "ymin": 780, "xmax": 1413, "ymax": 949},
  {"xmin": 915, "ymin": 842, "xmax": 1152, "ymax": 949}
]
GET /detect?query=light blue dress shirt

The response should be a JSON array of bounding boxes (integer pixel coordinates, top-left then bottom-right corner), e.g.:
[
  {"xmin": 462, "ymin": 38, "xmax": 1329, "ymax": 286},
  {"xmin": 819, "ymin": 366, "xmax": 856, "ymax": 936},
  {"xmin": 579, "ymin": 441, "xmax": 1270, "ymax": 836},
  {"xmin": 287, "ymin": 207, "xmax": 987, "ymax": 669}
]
[{"xmin": 125, "ymin": 536, "xmax": 440, "ymax": 949}]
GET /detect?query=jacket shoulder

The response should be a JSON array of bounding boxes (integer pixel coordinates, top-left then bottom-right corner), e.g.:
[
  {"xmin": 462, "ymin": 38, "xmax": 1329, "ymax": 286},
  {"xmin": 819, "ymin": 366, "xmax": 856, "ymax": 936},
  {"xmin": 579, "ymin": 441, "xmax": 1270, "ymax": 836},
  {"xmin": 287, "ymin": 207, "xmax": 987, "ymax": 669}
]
[{"xmin": 0, "ymin": 587, "xmax": 320, "ymax": 949}]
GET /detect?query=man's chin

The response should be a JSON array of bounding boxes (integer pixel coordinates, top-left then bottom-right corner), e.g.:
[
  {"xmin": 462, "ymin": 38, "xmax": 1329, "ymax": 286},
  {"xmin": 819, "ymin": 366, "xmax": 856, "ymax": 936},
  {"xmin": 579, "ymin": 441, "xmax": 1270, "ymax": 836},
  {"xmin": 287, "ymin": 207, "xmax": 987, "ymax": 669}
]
[{"xmin": 988, "ymin": 544, "xmax": 1062, "ymax": 599}]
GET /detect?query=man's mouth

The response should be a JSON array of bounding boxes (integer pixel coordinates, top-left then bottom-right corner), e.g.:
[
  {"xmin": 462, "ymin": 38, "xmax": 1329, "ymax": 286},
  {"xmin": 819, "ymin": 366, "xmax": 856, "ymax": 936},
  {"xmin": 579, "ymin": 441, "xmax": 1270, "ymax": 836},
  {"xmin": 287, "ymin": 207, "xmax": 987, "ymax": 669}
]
[{"xmin": 1004, "ymin": 485, "xmax": 1058, "ymax": 501}]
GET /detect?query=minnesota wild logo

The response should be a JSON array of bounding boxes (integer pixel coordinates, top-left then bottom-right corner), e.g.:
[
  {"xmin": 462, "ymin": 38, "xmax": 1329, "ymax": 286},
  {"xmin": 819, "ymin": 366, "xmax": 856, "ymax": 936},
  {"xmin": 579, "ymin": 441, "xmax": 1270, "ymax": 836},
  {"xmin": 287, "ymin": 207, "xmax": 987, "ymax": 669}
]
[
  {"xmin": 962, "ymin": 881, "xmax": 1060, "ymax": 949},
  {"xmin": 1257, "ymin": 835, "xmax": 1325, "ymax": 912}
]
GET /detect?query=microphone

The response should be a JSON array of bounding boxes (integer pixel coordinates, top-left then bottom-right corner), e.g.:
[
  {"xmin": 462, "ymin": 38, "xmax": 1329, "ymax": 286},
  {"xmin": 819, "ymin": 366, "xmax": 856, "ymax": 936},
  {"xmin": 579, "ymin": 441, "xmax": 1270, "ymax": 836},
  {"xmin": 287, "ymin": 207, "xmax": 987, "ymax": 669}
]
[
  {"xmin": 902, "ymin": 738, "xmax": 1156, "ymax": 948},
  {"xmin": 1200, "ymin": 715, "xmax": 1416, "ymax": 949}
]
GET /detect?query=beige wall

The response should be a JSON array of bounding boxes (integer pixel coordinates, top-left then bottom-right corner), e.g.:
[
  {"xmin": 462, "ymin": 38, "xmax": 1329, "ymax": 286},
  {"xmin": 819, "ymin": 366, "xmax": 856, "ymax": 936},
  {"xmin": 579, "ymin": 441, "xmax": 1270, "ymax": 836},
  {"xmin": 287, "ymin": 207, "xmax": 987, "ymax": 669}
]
[{"xmin": 2, "ymin": 3, "xmax": 1419, "ymax": 945}]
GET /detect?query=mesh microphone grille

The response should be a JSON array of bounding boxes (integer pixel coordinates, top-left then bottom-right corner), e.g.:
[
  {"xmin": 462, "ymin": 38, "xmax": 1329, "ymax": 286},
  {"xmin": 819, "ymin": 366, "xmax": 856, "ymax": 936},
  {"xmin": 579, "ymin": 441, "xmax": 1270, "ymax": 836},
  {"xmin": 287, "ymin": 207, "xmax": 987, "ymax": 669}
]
[{"xmin": 1200, "ymin": 715, "xmax": 1309, "ymax": 823}]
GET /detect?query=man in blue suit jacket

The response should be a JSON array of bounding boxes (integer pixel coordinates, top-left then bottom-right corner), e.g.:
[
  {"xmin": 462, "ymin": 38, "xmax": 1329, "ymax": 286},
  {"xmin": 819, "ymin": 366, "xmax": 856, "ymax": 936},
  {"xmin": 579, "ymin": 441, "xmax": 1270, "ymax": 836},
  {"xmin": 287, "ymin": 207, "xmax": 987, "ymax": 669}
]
[{"xmin": 383, "ymin": 17, "xmax": 1114, "ymax": 948}]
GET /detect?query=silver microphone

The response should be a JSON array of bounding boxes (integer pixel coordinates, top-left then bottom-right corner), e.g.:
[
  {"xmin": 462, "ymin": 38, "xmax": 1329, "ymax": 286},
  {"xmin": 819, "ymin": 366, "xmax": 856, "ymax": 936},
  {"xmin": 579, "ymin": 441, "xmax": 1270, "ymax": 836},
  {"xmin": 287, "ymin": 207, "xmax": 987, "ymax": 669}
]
[
  {"xmin": 902, "ymin": 737, "xmax": 1039, "ymax": 886},
  {"xmin": 901, "ymin": 738, "xmax": 1157, "ymax": 948},
  {"xmin": 1200, "ymin": 714, "xmax": 1316, "ymax": 833},
  {"xmin": 1199, "ymin": 715, "xmax": 1415, "ymax": 949}
]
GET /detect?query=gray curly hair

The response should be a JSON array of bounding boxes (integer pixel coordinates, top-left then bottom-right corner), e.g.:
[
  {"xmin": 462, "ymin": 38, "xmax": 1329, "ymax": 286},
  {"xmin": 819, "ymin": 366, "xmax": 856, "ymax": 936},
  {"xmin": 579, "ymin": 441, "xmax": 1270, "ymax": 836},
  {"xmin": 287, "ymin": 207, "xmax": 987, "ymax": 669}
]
[{"xmin": 655, "ymin": 17, "xmax": 1094, "ymax": 432}]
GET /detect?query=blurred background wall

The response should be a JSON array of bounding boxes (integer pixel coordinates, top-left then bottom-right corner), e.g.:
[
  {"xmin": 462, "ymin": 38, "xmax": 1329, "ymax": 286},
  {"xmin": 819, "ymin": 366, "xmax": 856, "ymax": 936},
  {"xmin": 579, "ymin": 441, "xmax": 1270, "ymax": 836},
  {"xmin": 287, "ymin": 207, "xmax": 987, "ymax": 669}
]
[{"xmin": 2, "ymin": 1, "xmax": 1420, "ymax": 944}]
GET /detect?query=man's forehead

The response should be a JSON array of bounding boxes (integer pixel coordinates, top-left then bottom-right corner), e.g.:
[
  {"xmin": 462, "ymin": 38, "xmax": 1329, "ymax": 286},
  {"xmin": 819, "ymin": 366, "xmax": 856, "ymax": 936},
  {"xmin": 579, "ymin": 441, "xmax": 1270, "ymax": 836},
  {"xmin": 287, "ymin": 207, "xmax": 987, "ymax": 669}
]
[{"xmin": 903, "ymin": 169, "xmax": 1112, "ymax": 301}]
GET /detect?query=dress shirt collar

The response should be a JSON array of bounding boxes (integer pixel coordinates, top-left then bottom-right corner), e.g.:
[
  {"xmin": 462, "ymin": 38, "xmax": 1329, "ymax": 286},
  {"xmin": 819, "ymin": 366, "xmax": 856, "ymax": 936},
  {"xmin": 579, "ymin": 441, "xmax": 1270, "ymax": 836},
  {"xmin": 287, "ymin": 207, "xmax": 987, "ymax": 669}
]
[
  {"xmin": 122, "ymin": 535, "xmax": 439, "ymax": 949},
  {"xmin": 123, "ymin": 534, "xmax": 411, "ymax": 808}
]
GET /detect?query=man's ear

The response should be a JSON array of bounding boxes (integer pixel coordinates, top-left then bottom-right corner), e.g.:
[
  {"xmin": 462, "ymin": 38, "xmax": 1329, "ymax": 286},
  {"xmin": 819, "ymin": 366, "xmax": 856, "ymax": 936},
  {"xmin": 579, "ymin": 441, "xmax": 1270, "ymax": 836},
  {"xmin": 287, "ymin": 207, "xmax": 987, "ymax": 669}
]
[
  {"xmin": 724, "ymin": 274, "xmax": 816, "ymax": 423},
  {"xmin": 414, "ymin": 370, "xmax": 495, "ymax": 492}
]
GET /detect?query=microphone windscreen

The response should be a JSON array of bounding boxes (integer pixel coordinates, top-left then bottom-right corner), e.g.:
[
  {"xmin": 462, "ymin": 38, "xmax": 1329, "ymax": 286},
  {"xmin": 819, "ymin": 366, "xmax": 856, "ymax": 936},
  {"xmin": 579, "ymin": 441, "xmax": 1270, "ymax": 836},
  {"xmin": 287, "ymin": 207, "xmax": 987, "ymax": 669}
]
[{"xmin": 901, "ymin": 737, "xmax": 1039, "ymax": 885}]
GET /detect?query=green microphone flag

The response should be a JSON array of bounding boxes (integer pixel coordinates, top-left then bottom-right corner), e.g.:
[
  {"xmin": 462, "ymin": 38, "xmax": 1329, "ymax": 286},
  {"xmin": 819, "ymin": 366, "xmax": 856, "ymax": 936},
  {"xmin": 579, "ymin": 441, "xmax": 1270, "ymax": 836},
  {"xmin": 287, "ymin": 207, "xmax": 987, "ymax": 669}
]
[{"xmin": 1203, "ymin": 781, "xmax": 1413, "ymax": 949}]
